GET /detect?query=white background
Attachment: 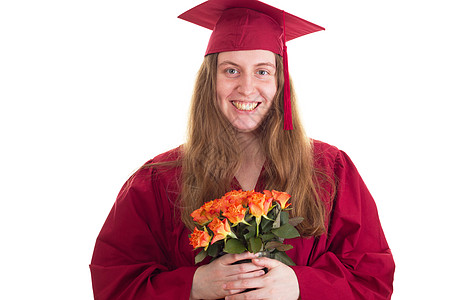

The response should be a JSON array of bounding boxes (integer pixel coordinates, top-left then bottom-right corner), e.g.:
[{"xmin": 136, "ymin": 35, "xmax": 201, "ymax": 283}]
[{"xmin": 1, "ymin": 0, "xmax": 449, "ymax": 299}]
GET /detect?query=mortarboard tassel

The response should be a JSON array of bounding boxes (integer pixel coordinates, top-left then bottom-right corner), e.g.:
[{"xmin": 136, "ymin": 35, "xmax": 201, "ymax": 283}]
[{"xmin": 282, "ymin": 11, "xmax": 293, "ymax": 130}]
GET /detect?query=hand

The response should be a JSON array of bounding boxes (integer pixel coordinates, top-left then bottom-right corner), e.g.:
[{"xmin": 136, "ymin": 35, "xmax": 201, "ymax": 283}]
[
  {"xmin": 190, "ymin": 252, "xmax": 266, "ymax": 300},
  {"xmin": 222, "ymin": 256, "xmax": 300, "ymax": 300}
]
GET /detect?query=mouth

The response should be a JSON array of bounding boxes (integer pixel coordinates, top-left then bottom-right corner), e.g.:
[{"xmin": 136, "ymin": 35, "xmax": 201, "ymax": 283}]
[{"xmin": 231, "ymin": 101, "xmax": 260, "ymax": 111}]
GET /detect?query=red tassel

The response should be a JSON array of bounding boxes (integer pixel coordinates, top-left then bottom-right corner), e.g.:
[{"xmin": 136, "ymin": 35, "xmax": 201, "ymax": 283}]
[
  {"xmin": 282, "ymin": 11, "xmax": 293, "ymax": 130},
  {"xmin": 282, "ymin": 47, "xmax": 292, "ymax": 130}
]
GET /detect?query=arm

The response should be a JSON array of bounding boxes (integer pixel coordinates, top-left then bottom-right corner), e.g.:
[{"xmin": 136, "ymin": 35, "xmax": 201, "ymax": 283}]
[
  {"xmin": 90, "ymin": 167, "xmax": 197, "ymax": 300},
  {"xmin": 217, "ymin": 150, "xmax": 394, "ymax": 300},
  {"xmin": 292, "ymin": 151, "xmax": 395, "ymax": 300}
]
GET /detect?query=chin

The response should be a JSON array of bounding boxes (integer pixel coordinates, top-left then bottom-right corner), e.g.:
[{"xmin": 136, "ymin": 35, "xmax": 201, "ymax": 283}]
[{"xmin": 231, "ymin": 122, "xmax": 261, "ymax": 133}]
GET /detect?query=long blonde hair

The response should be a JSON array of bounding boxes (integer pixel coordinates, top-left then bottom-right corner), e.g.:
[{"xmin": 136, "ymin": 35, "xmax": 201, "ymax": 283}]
[{"xmin": 180, "ymin": 53, "xmax": 330, "ymax": 237}]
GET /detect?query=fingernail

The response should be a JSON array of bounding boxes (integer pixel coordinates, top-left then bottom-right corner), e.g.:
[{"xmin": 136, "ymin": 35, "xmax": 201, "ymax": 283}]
[{"xmin": 255, "ymin": 252, "xmax": 262, "ymax": 257}]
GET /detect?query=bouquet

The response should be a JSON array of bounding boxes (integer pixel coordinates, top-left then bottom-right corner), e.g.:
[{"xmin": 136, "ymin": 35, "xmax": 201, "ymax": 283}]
[{"xmin": 188, "ymin": 189, "xmax": 303, "ymax": 265}]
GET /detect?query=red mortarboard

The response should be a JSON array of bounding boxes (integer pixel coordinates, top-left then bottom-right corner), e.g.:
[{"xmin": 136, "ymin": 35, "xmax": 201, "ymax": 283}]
[{"xmin": 178, "ymin": 0, "xmax": 324, "ymax": 130}]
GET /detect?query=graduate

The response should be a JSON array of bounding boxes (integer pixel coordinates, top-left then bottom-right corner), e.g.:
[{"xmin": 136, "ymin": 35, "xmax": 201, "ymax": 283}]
[{"xmin": 90, "ymin": 0, "xmax": 395, "ymax": 299}]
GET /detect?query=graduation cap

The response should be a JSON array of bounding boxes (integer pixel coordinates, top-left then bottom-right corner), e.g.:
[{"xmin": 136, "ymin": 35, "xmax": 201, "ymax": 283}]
[{"xmin": 179, "ymin": 0, "xmax": 324, "ymax": 130}]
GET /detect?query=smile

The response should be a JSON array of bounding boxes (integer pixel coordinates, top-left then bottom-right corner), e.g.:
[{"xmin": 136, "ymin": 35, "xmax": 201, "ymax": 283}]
[{"xmin": 231, "ymin": 101, "xmax": 260, "ymax": 111}]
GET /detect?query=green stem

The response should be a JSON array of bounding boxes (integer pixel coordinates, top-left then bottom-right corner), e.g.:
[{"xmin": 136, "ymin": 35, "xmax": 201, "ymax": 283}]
[{"xmin": 255, "ymin": 216, "xmax": 261, "ymax": 237}]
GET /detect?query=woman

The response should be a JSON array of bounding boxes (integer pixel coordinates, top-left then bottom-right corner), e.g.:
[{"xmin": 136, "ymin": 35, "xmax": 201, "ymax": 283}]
[{"xmin": 90, "ymin": 1, "xmax": 395, "ymax": 299}]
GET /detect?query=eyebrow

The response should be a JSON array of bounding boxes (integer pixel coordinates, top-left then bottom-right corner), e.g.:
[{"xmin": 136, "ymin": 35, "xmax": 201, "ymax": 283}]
[{"xmin": 218, "ymin": 60, "xmax": 276, "ymax": 69}]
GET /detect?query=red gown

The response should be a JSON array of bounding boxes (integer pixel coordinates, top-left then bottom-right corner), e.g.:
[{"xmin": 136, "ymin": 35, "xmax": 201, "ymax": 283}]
[{"xmin": 90, "ymin": 140, "xmax": 395, "ymax": 299}]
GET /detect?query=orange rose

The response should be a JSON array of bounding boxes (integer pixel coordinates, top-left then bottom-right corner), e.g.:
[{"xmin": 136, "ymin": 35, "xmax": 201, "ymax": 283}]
[
  {"xmin": 189, "ymin": 227, "xmax": 211, "ymax": 250},
  {"xmin": 203, "ymin": 200, "xmax": 221, "ymax": 218},
  {"xmin": 248, "ymin": 192, "xmax": 272, "ymax": 236},
  {"xmin": 248, "ymin": 192, "xmax": 272, "ymax": 219},
  {"xmin": 190, "ymin": 207, "xmax": 210, "ymax": 226},
  {"xmin": 220, "ymin": 190, "xmax": 250, "ymax": 210},
  {"xmin": 208, "ymin": 217, "xmax": 235, "ymax": 244},
  {"xmin": 191, "ymin": 200, "xmax": 221, "ymax": 225},
  {"xmin": 271, "ymin": 190, "xmax": 292, "ymax": 209},
  {"xmin": 263, "ymin": 190, "xmax": 273, "ymax": 199},
  {"xmin": 222, "ymin": 203, "xmax": 247, "ymax": 225}
]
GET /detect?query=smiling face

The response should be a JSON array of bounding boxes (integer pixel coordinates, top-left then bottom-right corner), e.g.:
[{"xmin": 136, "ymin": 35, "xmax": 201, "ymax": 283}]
[{"xmin": 216, "ymin": 50, "xmax": 277, "ymax": 133}]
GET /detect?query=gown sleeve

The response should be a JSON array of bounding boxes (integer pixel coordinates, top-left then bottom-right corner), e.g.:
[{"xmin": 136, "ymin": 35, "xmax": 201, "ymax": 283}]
[
  {"xmin": 89, "ymin": 164, "xmax": 197, "ymax": 300},
  {"xmin": 292, "ymin": 150, "xmax": 395, "ymax": 300}
]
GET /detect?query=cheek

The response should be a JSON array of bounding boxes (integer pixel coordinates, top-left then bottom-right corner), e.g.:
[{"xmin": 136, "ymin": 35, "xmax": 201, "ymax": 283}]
[
  {"xmin": 215, "ymin": 81, "xmax": 230, "ymax": 115},
  {"xmin": 265, "ymin": 82, "xmax": 277, "ymax": 106},
  {"xmin": 216, "ymin": 78, "xmax": 229, "ymax": 101}
]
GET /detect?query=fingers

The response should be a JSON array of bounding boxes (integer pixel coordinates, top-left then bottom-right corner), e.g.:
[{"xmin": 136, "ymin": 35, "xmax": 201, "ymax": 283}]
[
  {"xmin": 192, "ymin": 254, "xmax": 280, "ymax": 300},
  {"xmin": 226, "ymin": 268, "xmax": 266, "ymax": 281},
  {"xmin": 220, "ymin": 252, "xmax": 259, "ymax": 265},
  {"xmin": 223, "ymin": 275, "xmax": 265, "ymax": 291},
  {"xmin": 225, "ymin": 259, "xmax": 300, "ymax": 300},
  {"xmin": 227, "ymin": 261, "xmax": 265, "ymax": 276},
  {"xmin": 226, "ymin": 289, "xmax": 246, "ymax": 296},
  {"xmin": 251, "ymin": 257, "xmax": 281, "ymax": 269},
  {"xmin": 224, "ymin": 289, "xmax": 261, "ymax": 300}
]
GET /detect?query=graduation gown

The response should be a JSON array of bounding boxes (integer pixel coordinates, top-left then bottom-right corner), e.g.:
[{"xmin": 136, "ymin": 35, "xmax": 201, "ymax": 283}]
[{"xmin": 90, "ymin": 140, "xmax": 395, "ymax": 299}]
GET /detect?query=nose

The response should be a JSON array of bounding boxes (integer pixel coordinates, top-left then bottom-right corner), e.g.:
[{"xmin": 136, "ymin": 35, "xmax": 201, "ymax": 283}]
[{"xmin": 237, "ymin": 74, "xmax": 255, "ymax": 96}]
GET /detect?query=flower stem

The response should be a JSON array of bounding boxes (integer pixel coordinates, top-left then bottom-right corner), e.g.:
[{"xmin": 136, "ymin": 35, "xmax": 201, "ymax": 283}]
[{"xmin": 255, "ymin": 216, "xmax": 261, "ymax": 237}]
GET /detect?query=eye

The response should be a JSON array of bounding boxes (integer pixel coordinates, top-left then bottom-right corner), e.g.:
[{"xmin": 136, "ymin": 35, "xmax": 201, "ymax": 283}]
[
  {"xmin": 225, "ymin": 68, "xmax": 238, "ymax": 75},
  {"xmin": 257, "ymin": 70, "xmax": 269, "ymax": 76}
]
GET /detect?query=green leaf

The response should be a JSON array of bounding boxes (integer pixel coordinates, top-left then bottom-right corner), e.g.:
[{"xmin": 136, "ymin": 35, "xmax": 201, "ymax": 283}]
[
  {"xmin": 260, "ymin": 217, "xmax": 274, "ymax": 233},
  {"xmin": 243, "ymin": 224, "xmax": 256, "ymax": 240},
  {"xmin": 265, "ymin": 240, "xmax": 283, "ymax": 250},
  {"xmin": 224, "ymin": 238, "xmax": 246, "ymax": 254},
  {"xmin": 260, "ymin": 233, "xmax": 275, "ymax": 242},
  {"xmin": 249, "ymin": 237, "xmax": 263, "ymax": 253},
  {"xmin": 194, "ymin": 250, "xmax": 208, "ymax": 264},
  {"xmin": 245, "ymin": 214, "xmax": 255, "ymax": 223},
  {"xmin": 207, "ymin": 242, "xmax": 220, "ymax": 257},
  {"xmin": 267, "ymin": 206, "xmax": 278, "ymax": 220},
  {"xmin": 275, "ymin": 244, "xmax": 294, "ymax": 252},
  {"xmin": 280, "ymin": 211, "xmax": 289, "ymax": 226},
  {"xmin": 271, "ymin": 223, "xmax": 301, "ymax": 239},
  {"xmin": 235, "ymin": 223, "xmax": 246, "ymax": 239},
  {"xmin": 265, "ymin": 206, "xmax": 275, "ymax": 220},
  {"xmin": 274, "ymin": 251, "xmax": 296, "ymax": 266},
  {"xmin": 288, "ymin": 216, "xmax": 304, "ymax": 227}
]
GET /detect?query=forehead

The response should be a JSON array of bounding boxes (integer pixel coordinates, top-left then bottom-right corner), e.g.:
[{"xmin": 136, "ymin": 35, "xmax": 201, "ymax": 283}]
[{"xmin": 217, "ymin": 50, "xmax": 276, "ymax": 66}]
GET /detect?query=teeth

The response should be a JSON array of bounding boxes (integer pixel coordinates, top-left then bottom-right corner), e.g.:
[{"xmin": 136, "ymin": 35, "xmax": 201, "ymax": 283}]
[{"xmin": 232, "ymin": 101, "xmax": 258, "ymax": 111}]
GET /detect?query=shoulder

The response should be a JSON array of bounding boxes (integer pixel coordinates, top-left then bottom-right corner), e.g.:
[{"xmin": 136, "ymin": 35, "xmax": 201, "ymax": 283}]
[
  {"xmin": 134, "ymin": 146, "xmax": 183, "ymax": 179},
  {"xmin": 311, "ymin": 139, "xmax": 359, "ymax": 185},
  {"xmin": 110, "ymin": 147, "xmax": 184, "ymax": 226},
  {"xmin": 311, "ymin": 139, "xmax": 367, "ymax": 192},
  {"xmin": 119, "ymin": 146, "xmax": 183, "ymax": 199},
  {"xmin": 312, "ymin": 139, "xmax": 339, "ymax": 157},
  {"xmin": 150, "ymin": 146, "xmax": 183, "ymax": 164},
  {"xmin": 311, "ymin": 139, "xmax": 341, "ymax": 171}
]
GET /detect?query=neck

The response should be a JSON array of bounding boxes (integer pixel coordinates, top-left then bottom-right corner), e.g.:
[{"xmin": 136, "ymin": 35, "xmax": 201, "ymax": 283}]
[
  {"xmin": 233, "ymin": 131, "xmax": 265, "ymax": 191},
  {"xmin": 236, "ymin": 131, "xmax": 265, "ymax": 169}
]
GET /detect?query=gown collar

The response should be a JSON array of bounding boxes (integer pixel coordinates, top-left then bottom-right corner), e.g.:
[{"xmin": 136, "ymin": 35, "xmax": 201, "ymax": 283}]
[{"xmin": 231, "ymin": 165, "xmax": 266, "ymax": 193}]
